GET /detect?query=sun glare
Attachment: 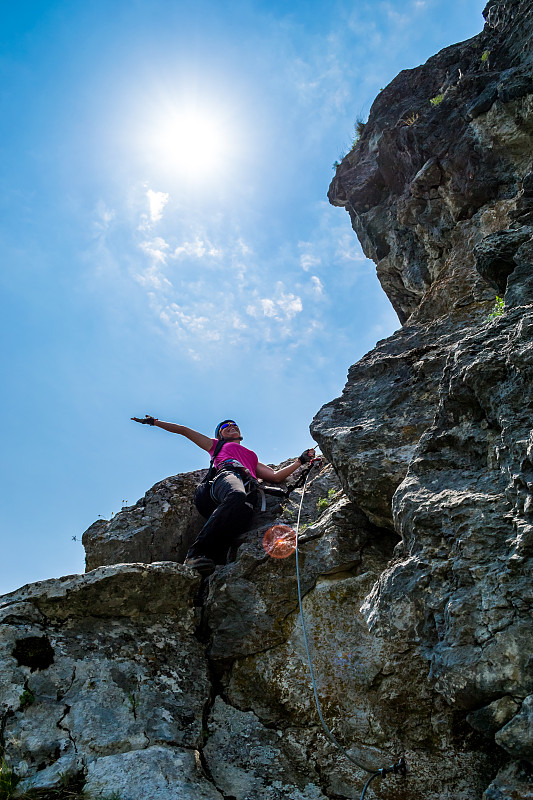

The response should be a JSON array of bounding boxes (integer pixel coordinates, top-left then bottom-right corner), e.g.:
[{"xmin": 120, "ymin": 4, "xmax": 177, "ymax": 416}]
[{"xmin": 143, "ymin": 102, "xmax": 236, "ymax": 181}]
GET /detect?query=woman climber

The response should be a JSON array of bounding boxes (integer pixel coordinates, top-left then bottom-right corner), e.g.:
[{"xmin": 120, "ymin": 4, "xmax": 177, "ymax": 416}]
[{"xmin": 131, "ymin": 416, "xmax": 315, "ymax": 573}]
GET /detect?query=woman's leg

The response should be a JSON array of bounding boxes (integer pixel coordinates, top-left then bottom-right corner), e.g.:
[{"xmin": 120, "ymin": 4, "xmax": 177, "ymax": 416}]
[{"xmin": 186, "ymin": 471, "xmax": 254, "ymax": 563}]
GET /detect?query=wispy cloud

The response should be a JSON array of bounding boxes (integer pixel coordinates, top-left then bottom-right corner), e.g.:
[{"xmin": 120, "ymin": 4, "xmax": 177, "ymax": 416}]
[
  {"xmin": 311, "ymin": 275, "xmax": 324, "ymax": 295},
  {"xmin": 246, "ymin": 281, "xmax": 302, "ymax": 321},
  {"xmin": 298, "ymin": 246, "xmax": 322, "ymax": 272},
  {"xmin": 138, "ymin": 188, "xmax": 170, "ymax": 230},
  {"xmin": 147, "ymin": 189, "xmax": 169, "ymax": 222},
  {"xmin": 88, "ymin": 171, "xmax": 390, "ymax": 367},
  {"xmin": 93, "ymin": 202, "xmax": 116, "ymax": 233},
  {"xmin": 172, "ymin": 238, "xmax": 222, "ymax": 259}
]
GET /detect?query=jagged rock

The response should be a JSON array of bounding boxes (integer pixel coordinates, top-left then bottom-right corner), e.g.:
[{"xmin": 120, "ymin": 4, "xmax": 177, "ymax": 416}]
[
  {"xmin": 203, "ymin": 698, "xmax": 326, "ymax": 800},
  {"xmin": 0, "ymin": 564, "xmax": 211, "ymax": 795},
  {"xmin": 360, "ymin": 305, "xmax": 533, "ymax": 715},
  {"xmin": 204, "ymin": 490, "xmax": 388, "ymax": 663},
  {"xmin": 483, "ymin": 760, "xmax": 533, "ymax": 800},
  {"xmin": 467, "ymin": 696, "xmax": 521, "ymax": 737},
  {"xmin": 82, "ymin": 471, "xmax": 206, "ymax": 571},
  {"xmin": 84, "ymin": 746, "xmax": 224, "ymax": 800},
  {"xmin": 82, "ymin": 462, "xmax": 339, "ymax": 572},
  {"xmin": 224, "ymin": 555, "xmax": 494, "ymax": 799},
  {"xmin": 474, "ymin": 227, "xmax": 532, "ymax": 295},
  {"xmin": 505, "ymin": 237, "xmax": 533, "ymax": 307},
  {"xmin": 312, "ymin": 1, "xmax": 533, "ymax": 797},
  {"xmin": 311, "ymin": 307, "xmax": 491, "ymax": 530},
  {"xmin": 495, "ymin": 696, "xmax": 533, "ymax": 761},
  {"xmin": 329, "ymin": 0, "xmax": 533, "ymax": 325}
]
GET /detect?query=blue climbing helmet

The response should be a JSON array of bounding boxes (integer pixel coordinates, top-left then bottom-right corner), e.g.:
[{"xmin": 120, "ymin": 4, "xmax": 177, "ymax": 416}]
[{"xmin": 215, "ymin": 420, "xmax": 237, "ymax": 438}]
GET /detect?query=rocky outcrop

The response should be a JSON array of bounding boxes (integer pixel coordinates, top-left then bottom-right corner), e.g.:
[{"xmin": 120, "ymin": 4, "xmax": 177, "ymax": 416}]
[
  {"xmin": 82, "ymin": 470, "xmax": 207, "ymax": 570},
  {"xmin": 311, "ymin": 0, "xmax": 533, "ymax": 797},
  {"xmin": 0, "ymin": 564, "xmax": 216, "ymax": 797},
  {"xmin": 2, "ymin": 2, "xmax": 533, "ymax": 799},
  {"xmin": 328, "ymin": 0, "xmax": 533, "ymax": 326}
]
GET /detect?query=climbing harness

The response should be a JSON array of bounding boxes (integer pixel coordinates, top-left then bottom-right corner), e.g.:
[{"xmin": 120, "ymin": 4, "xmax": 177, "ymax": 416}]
[{"xmin": 293, "ymin": 465, "xmax": 407, "ymax": 799}]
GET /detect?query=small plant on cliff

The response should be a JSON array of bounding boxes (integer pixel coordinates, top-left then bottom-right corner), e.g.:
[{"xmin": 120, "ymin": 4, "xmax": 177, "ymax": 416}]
[
  {"xmin": 430, "ymin": 93, "xmax": 445, "ymax": 107},
  {"xmin": 317, "ymin": 488, "xmax": 336, "ymax": 512},
  {"xmin": 349, "ymin": 117, "xmax": 367, "ymax": 150},
  {"xmin": 403, "ymin": 112, "xmax": 419, "ymax": 126},
  {"xmin": 18, "ymin": 688, "xmax": 35, "ymax": 711},
  {"xmin": 0, "ymin": 759, "xmax": 20, "ymax": 799},
  {"xmin": 487, "ymin": 295, "xmax": 505, "ymax": 320}
]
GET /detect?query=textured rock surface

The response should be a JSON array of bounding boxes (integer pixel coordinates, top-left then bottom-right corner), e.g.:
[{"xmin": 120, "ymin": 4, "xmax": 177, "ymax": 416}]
[
  {"xmin": 328, "ymin": 0, "xmax": 533, "ymax": 326},
  {"xmin": 0, "ymin": 564, "xmax": 209, "ymax": 795},
  {"xmin": 310, "ymin": 1, "xmax": 533, "ymax": 797},
  {"xmin": 2, "ymin": 3, "xmax": 533, "ymax": 799},
  {"xmin": 84, "ymin": 746, "xmax": 224, "ymax": 800},
  {"xmin": 82, "ymin": 470, "xmax": 207, "ymax": 570}
]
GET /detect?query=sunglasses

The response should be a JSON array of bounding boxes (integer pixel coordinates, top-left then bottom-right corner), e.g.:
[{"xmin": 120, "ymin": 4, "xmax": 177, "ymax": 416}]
[{"xmin": 220, "ymin": 421, "xmax": 238, "ymax": 430}]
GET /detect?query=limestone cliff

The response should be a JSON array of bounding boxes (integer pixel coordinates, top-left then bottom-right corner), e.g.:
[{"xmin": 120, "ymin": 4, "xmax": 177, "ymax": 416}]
[{"xmin": 1, "ymin": 2, "xmax": 533, "ymax": 799}]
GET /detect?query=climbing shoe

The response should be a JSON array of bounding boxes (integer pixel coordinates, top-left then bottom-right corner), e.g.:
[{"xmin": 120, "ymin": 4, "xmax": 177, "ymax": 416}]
[{"xmin": 183, "ymin": 556, "xmax": 216, "ymax": 575}]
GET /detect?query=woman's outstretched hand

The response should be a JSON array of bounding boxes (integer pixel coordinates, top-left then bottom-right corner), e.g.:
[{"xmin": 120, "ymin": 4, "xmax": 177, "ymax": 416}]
[
  {"xmin": 298, "ymin": 448, "xmax": 316, "ymax": 464},
  {"xmin": 131, "ymin": 415, "xmax": 157, "ymax": 425}
]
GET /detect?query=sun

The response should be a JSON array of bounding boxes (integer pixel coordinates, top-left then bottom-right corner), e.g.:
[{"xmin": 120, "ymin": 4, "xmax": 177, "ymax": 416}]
[{"xmin": 143, "ymin": 102, "xmax": 236, "ymax": 181}]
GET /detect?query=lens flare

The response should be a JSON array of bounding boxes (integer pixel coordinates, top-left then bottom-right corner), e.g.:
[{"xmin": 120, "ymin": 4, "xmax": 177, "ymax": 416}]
[{"xmin": 262, "ymin": 525, "xmax": 296, "ymax": 559}]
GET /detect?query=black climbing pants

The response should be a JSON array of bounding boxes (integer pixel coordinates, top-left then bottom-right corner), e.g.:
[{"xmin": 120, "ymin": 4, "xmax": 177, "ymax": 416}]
[{"xmin": 187, "ymin": 470, "xmax": 255, "ymax": 563}]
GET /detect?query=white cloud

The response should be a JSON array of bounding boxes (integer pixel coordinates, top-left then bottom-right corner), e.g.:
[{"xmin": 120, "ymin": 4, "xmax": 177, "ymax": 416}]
[
  {"xmin": 172, "ymin": 238, "xmax": 222, "ymax": 259},
  {"xmin": 300, "ymin": 252, "xmax": 322, "ymax": 272},
  {"xmin": 246, "ymin": 283, "xmax": 303, "ymax": 322},
  {"xmin": 147, "ymin": 189, "xmax": 170, "ymax": 223},
  {"xmin": 260, "ymin": 299, "xmax": 277, "ymax": 317},
  {"xmin": 159, "ymin": 303, "xmax": 221, "ymax": 341},
  {"xmin": 139, "ymin": 237, "xmax": 170, "ymax": 265},
  {"xmin": 311, "ymin": 275, "xmax": 324, "ymax": 295},
  {"xmin": 237, "ymin": 238, "xmax": 252, "ymax": 256},
  {"xmin": 277, "ymin": 291, "xmax": 302, "ymax": 318}
]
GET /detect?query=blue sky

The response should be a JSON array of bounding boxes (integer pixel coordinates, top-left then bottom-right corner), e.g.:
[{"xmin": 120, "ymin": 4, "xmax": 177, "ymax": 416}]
[{"xmin": 1, "ymin": 0, "xmax": 486, "ymax": 594}]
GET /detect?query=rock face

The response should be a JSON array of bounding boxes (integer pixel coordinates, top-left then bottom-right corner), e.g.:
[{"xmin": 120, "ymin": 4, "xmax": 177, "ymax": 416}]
[
  {"xmin": 2, "ymin": 3, "xmax": 533, "ymax": 799},
  {"xmin": 311, "ymin": 0, "xmax": 533, "ymax": 797},
  {"xmin": 82, "ymin": 470, "xmax": 207, "ymax": 570}
]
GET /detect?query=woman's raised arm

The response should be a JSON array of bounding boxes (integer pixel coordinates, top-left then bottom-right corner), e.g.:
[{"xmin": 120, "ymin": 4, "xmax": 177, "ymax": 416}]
[{"xmin": 131, "ymin": 416, "xmax": 213, "ymax": 452}]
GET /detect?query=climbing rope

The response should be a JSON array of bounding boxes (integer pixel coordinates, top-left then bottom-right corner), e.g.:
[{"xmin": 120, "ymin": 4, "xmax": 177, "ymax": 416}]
[{"xmin": 293, "ymin": 467, "xmax": 406, "ymax": 797}]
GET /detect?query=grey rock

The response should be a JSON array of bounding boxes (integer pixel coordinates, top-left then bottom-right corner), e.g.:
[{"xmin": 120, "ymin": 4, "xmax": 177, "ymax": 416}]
[
  {"xmin": 329, "ymin": 0, "xmax": 533, "ymax": 325},
  {"xmin": 474, "ymin": 227, "xmax": 532, "ymax": 295},
  {"xmin": 483, "ymin": 761, "xmax": 533, "ymax": 800},
  {"xmin": 497, "ymin": 69, "xmax": 533, "ymax": 104},
  {"xmin": 82, "ymin": 471, "xmax": 206, "ymax": 571},
  {"xmin": 467, "ymin": 696, "xmax": 521, "ymax": 736},
  {"xmin": 466, "ymin": 84, "xmax": 498, "ymax": 119},
  {"xmin": 203, "ymin": 698, "xmax": 326, "ymax": 800},
  {"xmin": 496, "ymin": 696, "xmax": 533, "ymax": 761},
  {"xmin": 0, "ymin": 564, "xmax": 209, "ymax": 792},
  {"xmin": 204, "ymin": 467, "xmax": 372, "ymax": 663},
  {"xmin": 504, "ymin": 238, "xmax": 533, "ymax": 308},
  {"xmin": 311, "ymin": 309, "xmax": 489, "ymax": 530},
  {"xmin": 84, "ymin": 745, "xmax": 224, "ymax": 800}
]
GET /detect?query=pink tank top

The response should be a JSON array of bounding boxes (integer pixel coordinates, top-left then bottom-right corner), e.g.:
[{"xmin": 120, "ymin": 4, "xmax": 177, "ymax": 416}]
[{"xmin": 209, "ymin": 439, "xmax": 259, "ymax": 478}]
